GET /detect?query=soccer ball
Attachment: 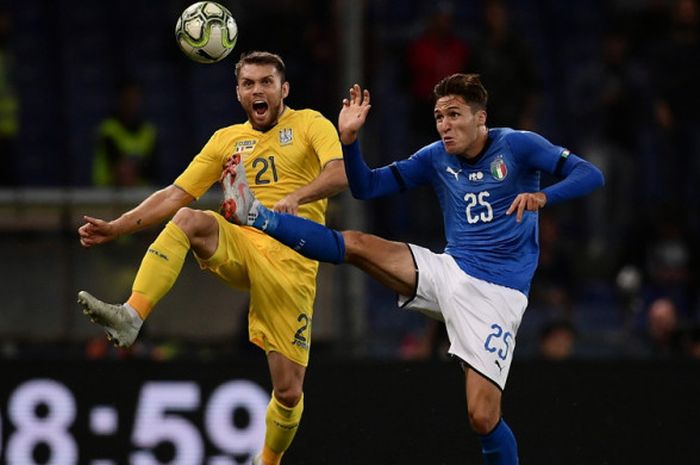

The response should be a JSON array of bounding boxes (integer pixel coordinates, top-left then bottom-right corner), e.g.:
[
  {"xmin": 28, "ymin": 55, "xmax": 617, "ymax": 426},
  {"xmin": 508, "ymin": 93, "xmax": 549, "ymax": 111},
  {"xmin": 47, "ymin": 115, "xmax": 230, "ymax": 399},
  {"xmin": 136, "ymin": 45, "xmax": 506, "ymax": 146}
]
[{"xmin": 175, "ymin": 2, "xmax": 238, "ymax": 64}]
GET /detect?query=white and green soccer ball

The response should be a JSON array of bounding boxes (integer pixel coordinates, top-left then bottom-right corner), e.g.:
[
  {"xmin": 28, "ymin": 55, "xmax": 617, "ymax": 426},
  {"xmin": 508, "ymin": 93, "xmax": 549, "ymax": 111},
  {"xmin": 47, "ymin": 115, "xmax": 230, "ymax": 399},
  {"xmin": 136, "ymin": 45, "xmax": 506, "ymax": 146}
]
[{"xmin": 175, "ymin": 2, "xmax": 238, "ymax": 64}]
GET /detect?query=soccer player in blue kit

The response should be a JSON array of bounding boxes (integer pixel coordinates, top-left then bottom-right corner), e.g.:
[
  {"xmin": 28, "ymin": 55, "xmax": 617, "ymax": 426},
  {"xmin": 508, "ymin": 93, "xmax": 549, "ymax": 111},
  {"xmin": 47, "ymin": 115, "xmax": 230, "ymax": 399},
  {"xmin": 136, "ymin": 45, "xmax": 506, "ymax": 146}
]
[{"xmin": 221, "ymin": 73, "xmax": 604, "ymax": 465}]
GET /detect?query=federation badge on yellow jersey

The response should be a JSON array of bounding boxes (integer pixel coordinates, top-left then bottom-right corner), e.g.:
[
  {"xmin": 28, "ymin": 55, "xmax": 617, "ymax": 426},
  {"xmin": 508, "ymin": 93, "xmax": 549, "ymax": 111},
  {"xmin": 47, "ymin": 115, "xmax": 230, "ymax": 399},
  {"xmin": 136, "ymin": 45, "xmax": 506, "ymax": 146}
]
[{"xmin": 279, "ymin": 128, "xmax": 293, "ymax": 146}]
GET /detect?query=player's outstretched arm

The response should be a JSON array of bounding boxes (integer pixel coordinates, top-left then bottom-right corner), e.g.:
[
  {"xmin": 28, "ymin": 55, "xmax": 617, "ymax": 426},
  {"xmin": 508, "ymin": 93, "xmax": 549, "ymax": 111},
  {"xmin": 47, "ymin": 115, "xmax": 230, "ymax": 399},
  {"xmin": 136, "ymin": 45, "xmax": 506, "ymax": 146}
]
[
  {"xmin": 78, "ymin": 185, "xmax": 195, "ymax": 247},
  {"xmin": 273, "ymin": 159, "xmax": 347, "ymax": 214},
  {"xmin": 338, "ymin": 84, "xmax": 371, "ymax": 145},
  {"xmin": 335, "ymin": 85, "xmax": 407, "ymax": 200}
]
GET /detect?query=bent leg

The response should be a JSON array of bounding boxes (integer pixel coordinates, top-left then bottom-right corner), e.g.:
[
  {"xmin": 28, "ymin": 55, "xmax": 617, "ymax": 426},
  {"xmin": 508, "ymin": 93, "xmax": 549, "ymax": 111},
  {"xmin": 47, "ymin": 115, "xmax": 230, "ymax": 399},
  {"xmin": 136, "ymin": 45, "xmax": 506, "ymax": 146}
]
[
  {"xmin": 128, "ymin": 208, "xmax": 218, "ymax": 318},
  {"xmin": 342, "ymin": 230, "xmax": 417, "ymax": 297},
  {"xmin": 258, "ymin": 210, "xmax": 346, "ymax": 263},
  {"xmin": 172, "ymin": 208, "xmax": 220, "ymax": 259},
  {"xmin": 465, "ymin": 368, "xmax": 519, "ymax": 465},
  {"xmin": 254, "ymin": 207, "xmax": 417, "ymax": 296},
  {"xmin": 262, "ymin": 351, "xmax": 306, "ymax": 465}
]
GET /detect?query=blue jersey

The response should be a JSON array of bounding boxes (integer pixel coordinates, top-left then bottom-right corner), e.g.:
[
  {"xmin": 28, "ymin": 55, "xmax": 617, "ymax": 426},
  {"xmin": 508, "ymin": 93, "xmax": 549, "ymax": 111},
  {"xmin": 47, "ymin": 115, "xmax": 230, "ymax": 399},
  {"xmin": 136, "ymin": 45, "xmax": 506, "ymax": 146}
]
[{"xmin": 393, "ymin": 128, "xmax": 568, "ymax": 294}]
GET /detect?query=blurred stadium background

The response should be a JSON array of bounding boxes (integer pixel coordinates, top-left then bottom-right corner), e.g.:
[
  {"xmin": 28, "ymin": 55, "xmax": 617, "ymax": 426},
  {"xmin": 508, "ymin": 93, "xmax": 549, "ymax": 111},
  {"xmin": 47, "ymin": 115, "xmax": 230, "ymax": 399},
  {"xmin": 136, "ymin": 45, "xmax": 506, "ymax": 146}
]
[{"xmin": 0, "ymin": 0, "xmax": 699, "ymax": 464}]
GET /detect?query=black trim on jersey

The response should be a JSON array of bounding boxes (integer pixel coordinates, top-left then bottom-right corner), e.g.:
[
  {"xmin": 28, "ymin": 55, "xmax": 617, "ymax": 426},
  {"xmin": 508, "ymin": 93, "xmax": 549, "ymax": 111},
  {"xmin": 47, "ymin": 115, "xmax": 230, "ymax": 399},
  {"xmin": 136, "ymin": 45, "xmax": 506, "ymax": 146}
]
[
  {"xmin": 390, "ymin": 164, "xmax": 407, "ymax": 191},
  {"xmin": 554, "ymin": 153, "xmax": 568, "ymax": 177},
  {"xmin": 454, "ymin": 355, "xmax": 504, "ymax": 392},
  {"xmin": 460, "ymin": 135, "xmax": 493, "ymax": 166},
  {"xmin": 397, "ymin": 243, "xmax": 419, "ymax": 308}
]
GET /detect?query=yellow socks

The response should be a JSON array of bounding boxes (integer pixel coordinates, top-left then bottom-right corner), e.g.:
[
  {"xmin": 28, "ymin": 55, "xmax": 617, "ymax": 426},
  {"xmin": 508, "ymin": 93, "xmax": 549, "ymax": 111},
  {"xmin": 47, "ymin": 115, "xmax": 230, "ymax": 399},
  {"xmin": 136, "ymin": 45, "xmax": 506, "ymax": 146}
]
[
  {"xmin": 261, "ymin": 393, "xmax": 304, "ymax": 465},
  {"xmin": 127, "ymin": 221, "xmax": 190, "ymax": 319}
]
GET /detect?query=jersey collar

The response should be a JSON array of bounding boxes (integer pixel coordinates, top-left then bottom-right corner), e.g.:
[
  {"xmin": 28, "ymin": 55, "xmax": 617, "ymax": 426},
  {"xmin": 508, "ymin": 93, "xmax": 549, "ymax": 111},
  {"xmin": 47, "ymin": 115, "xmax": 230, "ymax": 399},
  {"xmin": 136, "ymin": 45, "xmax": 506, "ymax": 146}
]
[{"xmin": 460, "ymin": 134, "xmax": 493, "ymax": 166}]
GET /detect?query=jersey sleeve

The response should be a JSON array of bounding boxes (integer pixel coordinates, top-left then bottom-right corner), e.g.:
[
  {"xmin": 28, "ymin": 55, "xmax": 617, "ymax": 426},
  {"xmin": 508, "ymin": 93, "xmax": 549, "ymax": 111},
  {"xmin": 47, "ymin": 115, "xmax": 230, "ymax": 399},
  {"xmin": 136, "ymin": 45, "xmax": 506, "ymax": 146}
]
[
  {"xmin": 306, "ymin": 112, "xmax": 343, "ymax": 166},
  {"xmin": 505, "ymin": 130, "xmax": 567, "ymax": 174},
  {"xmin": 393, "ymin": 144, "xmax": 435, "ymax": 188},
  {"xmin": 343, "ymin": 141, "xmax": 404, "ymax": 199},
  {"xmin": 506, "ymin": 130, "xmax": 605, "ymax": 204},
  {"xmin": 173, "ymin": 130, "xmax": 225, "ymax": 199}
]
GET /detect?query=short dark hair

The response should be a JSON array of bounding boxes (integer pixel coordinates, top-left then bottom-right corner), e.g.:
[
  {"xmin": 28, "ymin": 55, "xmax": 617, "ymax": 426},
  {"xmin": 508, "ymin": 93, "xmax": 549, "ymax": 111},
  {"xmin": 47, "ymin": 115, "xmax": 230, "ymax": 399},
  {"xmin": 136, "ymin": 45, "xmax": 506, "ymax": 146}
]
[
  {"xmin": 433, "ymin": 73, "xmax": 488, "ymax": 110},
  {"xmin": 235, "ymin": 51, "xmax": 286, "ymax": 82}
]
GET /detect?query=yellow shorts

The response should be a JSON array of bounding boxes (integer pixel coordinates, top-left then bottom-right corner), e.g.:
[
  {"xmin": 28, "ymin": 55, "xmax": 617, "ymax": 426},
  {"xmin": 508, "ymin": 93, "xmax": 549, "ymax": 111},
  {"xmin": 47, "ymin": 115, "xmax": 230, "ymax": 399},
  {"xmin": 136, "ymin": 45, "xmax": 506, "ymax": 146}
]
[{"xmin": 196, "ymin": 211, "xmax": 318, "ymax": 366}]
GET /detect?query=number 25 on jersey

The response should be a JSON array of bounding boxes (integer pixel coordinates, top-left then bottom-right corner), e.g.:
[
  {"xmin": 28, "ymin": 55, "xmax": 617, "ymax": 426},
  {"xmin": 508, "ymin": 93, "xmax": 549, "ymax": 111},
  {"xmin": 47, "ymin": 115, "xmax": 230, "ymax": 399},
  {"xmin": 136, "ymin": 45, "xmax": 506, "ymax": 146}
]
[{"xmin": 464, "ymin": 191, "xmax": 493, "ymax": 224}]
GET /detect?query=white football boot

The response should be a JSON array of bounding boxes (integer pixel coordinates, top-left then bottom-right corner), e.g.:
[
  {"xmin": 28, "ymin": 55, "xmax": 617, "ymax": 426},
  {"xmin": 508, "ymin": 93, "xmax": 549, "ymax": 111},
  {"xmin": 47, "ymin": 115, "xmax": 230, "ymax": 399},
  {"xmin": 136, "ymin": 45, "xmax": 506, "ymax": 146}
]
[
  {"xmin": 77, "ymin": 290, "xmax": 142, "ymax": 348},
  {"xmin": 220, "ymin": 153, "xmax": 261, "ymax": 226}
]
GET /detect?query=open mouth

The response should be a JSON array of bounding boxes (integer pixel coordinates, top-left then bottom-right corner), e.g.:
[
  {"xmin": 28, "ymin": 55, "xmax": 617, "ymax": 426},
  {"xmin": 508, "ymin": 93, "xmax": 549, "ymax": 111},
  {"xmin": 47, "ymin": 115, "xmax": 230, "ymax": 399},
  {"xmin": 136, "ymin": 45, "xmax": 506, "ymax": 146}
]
[{"xmin": 252, "ymin": 100, "xmax": 268, "ymax": 116}]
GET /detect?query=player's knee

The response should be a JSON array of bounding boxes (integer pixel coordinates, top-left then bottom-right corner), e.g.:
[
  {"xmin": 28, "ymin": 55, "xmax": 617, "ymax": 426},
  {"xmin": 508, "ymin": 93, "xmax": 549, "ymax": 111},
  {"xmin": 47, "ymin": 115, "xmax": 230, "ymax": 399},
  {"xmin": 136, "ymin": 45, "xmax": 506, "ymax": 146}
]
[
  {"xmin": 172, "ymin": 207, "xmax": 197, "ymax": 232},
  {"xmin": 273, "ymin": 385, "xmax": 303, "ymax": 408},
  {"xmin": 341, "ymin": 230, "xmax": 369, "ymax": 264},
  {"xmin": 468, "ymin": 407, "xmax": 500, "ymax": 435},
  {"xmin": 172, "ymin": 208, "xmax": 212, "ymax": 239}
]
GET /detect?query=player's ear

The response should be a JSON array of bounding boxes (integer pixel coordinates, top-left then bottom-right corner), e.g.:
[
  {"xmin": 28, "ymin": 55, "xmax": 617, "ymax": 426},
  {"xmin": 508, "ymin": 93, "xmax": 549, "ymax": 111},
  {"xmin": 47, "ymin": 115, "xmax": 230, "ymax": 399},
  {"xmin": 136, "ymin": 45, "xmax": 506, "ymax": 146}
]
[
  {"xmin": 236, "ymin": 86, "xmax": 241, "ymax": 102},
  {"xmin": 477, "ymin": 109, "xmax": 487, "ymax": 126},
  {"xmin": 282, "ymin": 81, "xmax": 290, "ymax": 99}
]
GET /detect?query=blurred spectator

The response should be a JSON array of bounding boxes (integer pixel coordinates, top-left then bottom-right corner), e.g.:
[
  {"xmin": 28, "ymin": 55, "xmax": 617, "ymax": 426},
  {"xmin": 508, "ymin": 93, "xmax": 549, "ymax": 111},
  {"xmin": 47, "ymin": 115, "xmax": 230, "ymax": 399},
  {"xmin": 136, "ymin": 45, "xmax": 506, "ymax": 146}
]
[
  {"xmin": 647, "ymin": 0, "xmax": 700, "ymax": 227},
  {"xmin": 384, "ymin": 1, "xmax": 469, "ymax": 250},
  {"xmin": 297, "ymin": 4, "xmax": 339, "ymax": 120},
  {"xmin": 566, "ymin": 26, "xmax": 653, "ymax": 259},
  {"xmin": 538, "ymin": 320, "xmax": 576, "ymax": 360},
  {"xmin": 92, "ymin": 81, "xmax": 157, "ymax": 187},
  {"xmin": 652, "ymin": 0, "xmax": 700, "ymax": 132},
  {"xmin": 615, "ymin": 263, "xmax": 644, "ymax": 331},
  {"xmin": 684, "ymin": 327, "xmax": 700, "ymax": 359},
  {"xmin": 0, "ymin": 7, "xmax": 18, "ymax": 186},
  {"xmin": 643, "ymin": 297, "xmax": 683, "ymax": 357},
  {"xmin": 627, "ymin": 0, "xmax": 670, "ymax": 54},
  {"xmin": 399, "ymin": 320, "xmax": 449, "ymax": 360},
  {"xmin": 529, "ymin": 212, "xmax": 575, "ymax": 319},
  {"xmin": 405, "ymin": 1, "xmax": 470, "ymax": 148},
  {"xmin": 242, "ymin": 0, "xmax": 338, "ymax": 119},
  {"xmin": 618, "ymin": 208, "xmax": 698, "ymax": 336},
  {"xmin": 470, "ymin": 0, "xmax": 539, "ymax": 130},
  {"xmin": 643, "ymin": 214, "xmax": 698, "ymax": 320}
]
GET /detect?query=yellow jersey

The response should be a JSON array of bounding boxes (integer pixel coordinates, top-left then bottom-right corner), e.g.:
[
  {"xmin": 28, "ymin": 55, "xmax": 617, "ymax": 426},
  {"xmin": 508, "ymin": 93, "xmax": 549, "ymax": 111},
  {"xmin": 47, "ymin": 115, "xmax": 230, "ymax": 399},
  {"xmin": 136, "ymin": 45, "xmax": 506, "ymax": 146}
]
[{"xmin": 174, "ymin": 107, "xmax": 342, "ymax": 224}]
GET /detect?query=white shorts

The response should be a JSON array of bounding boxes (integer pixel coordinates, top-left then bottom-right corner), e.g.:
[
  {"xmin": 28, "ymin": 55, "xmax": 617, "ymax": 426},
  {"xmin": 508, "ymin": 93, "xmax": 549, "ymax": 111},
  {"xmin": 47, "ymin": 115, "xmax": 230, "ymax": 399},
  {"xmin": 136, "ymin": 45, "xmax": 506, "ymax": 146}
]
[{"xmin": 398, "ymin": 244, "xmax": 528, "ymax": 390}]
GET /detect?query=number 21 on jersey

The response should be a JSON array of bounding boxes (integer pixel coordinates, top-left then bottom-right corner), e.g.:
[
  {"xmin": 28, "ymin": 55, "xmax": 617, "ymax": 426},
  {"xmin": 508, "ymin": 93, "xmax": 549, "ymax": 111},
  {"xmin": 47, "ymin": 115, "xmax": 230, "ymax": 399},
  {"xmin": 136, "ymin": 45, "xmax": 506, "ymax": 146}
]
[{"xmin": 252, "ymin": 155, "xmax": 278, "ymax": 185}]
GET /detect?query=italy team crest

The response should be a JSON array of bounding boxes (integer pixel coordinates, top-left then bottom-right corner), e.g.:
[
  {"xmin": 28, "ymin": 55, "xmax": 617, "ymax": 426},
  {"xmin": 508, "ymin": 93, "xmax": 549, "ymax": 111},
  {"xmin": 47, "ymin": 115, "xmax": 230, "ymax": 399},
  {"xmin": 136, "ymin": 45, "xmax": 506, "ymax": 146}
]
[
  {"xmin": 279, "ymin": 128, "xmax": 293, "ymax": 146},
  {"xmin": 490, "ymin": 157, "xmax": 508, "ymax": 181}
]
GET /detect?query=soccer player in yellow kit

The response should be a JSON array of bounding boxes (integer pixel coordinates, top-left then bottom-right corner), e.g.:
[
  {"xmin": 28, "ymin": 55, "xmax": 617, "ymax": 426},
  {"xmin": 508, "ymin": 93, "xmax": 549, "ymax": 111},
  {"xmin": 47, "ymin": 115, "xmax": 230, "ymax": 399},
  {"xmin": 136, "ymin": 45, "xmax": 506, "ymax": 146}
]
[{"xmin": 77, "ymin": 51, "xmax": 346, "ymax": 465}]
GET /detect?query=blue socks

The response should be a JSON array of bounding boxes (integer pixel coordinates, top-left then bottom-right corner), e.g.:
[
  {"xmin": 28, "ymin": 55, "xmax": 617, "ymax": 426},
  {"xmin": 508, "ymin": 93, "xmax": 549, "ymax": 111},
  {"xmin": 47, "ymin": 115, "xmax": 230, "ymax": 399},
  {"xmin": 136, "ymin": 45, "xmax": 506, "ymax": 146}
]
[
  {"xmin": 479, "ymin": 418, "xmax": 519, "ymax": 465},
  {"xmin": 252, "ymin": 204, "xmax": 346, "ymax": 264}
]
